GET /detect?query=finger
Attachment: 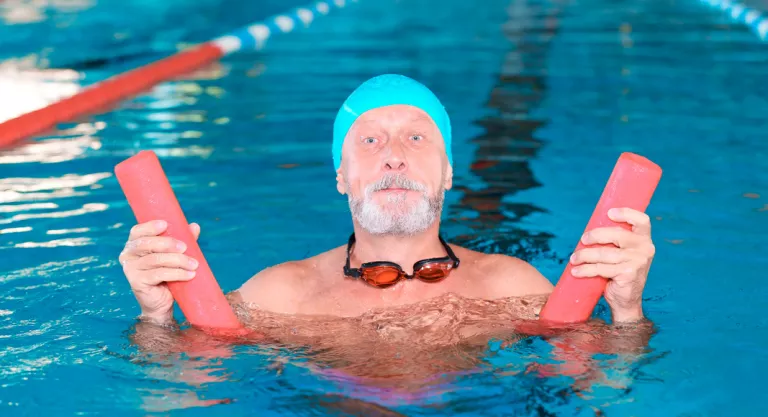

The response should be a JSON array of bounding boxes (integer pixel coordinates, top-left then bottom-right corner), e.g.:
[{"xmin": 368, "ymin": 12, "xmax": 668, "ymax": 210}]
[
  {"xmin": 581, "ymin": 227, "xmax": 640, "ymax": 248},
  {"xmin": 189, "ymin": 223, "xmax": 201, "ymax": 241},
  {"xmin": 124, "ymin": 236, "xmax": 187, "ymax": 257},
  {"xmin": 608, "ymin": 208, "xmax": 651, "ymax": 237},
  {"xmin": 134, "ymin": 253, "xmax": 199, "ymax": 271},
  {"xmin": 128, "ymin": 220, "xmax": 168, "ymax": 241},
  {"xmin": 570, "ymin": 247, "xmax": 629, "ymax": 265},
  {"xmin": 571, "ymin": 263, "xmax": 630, "ymax": 279},
  {"xmin": 142, "ymin": 268, "xmax": 197, "ymax": 286}
]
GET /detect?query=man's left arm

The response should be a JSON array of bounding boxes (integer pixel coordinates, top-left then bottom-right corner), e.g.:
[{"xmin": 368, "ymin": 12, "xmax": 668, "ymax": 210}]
[
  {"xmin": 485, "ymin": 207, "xmax": 658, "ymax": 388},
  {"xmin": 568, "ymin": 207, "xmax": 656, "ymax": 323},
  {"xmin": 487, "ymin": 207, "xmax": 656, "ymax": 323}
]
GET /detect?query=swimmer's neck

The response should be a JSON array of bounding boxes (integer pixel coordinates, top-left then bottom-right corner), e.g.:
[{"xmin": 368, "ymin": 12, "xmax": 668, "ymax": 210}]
[{"xmin": 349, "ymin": 225, "xmax": 447, "ymax": 273}]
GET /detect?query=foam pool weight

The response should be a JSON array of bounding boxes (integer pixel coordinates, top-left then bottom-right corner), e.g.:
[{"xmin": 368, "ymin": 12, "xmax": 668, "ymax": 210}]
[{"xmin": 539, "ymin": 153, "xmax": 663, "ymax": 324}]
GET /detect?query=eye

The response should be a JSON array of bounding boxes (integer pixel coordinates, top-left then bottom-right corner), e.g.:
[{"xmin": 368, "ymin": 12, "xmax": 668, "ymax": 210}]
[
  {"xmin": 409, "ymin": 135, "xmax": 423, "ymax": 142},
  {"xmin": 363, "ymin": 137, "xmax": 378, "ymax": 144}
]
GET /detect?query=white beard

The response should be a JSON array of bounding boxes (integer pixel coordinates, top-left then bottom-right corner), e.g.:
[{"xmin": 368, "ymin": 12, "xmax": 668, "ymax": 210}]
[{"xmin": 347, "ymin": 173, "xmax": 444, "ymax": 236}]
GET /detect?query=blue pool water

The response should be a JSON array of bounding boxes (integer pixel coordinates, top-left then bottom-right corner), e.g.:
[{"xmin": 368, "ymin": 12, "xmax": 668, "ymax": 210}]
[{"xmin": 1, "ymin": 0, "xmax": 767, "ymax": 415}]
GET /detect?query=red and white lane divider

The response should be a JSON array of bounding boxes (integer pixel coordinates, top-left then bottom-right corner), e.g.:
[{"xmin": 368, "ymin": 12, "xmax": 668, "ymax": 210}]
[{"xmin": 0, "ymin": 0, "xmax": 356, "ymax": 149}]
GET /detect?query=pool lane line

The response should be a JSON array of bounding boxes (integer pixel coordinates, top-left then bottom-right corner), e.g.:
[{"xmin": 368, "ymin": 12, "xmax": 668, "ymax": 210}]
[
  {"xmin": 698, "ymin": 0, "xmax": 768, "ymax": 41},
  {"xmin": 0, "ymin": 0, "xmax": 357, "ymax": 149}
]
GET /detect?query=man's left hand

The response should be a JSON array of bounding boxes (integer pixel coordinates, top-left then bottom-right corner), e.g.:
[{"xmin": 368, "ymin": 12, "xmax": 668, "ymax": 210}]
[{"xmin": 569, "ymin": 207, "xmax": 655, "ymax": 323}]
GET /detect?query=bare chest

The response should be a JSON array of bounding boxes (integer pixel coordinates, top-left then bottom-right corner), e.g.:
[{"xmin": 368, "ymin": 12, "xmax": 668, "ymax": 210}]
[{"xmin": 295, "ymin": 267, "xmax": 490, "ymax": 317}]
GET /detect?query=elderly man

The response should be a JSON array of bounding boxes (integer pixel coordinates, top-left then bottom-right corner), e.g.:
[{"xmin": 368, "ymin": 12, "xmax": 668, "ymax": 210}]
[{"xmin": 119, "ymin": 74, "xmax": 655, "ymax": 327}]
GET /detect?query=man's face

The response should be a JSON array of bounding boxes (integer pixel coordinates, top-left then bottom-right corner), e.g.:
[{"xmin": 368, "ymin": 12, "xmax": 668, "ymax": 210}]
[{"xmin": 337, "ymin": 105, "xmax": 453, "ymax": 236}]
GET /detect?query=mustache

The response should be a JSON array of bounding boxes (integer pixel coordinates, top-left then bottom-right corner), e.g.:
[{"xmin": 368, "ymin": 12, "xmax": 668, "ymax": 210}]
[{"xmin": 367, "ymin": 174, "xmax": 427, "ymax": 193}]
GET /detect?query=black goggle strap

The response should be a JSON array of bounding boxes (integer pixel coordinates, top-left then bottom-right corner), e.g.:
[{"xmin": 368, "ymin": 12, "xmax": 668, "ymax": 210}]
[
  {"xmin": 343, "ymin": 233, "xmax": 360, "ymax": 278},
  {"xmin": 344, "ymin": 233, "xmax": 460, "ymax": 278}
]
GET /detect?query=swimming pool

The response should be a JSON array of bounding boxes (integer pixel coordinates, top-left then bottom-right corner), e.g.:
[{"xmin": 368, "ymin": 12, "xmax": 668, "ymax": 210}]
[{"xmin": 1, "ymin": 0, "xmax": 767, "ymax": 415}]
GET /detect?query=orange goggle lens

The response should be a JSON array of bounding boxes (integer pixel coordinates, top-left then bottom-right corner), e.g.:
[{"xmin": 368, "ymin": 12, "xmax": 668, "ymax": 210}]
[
  {"xmin": 414, "ymin": 263, "xmax": 453, "ymax": 282},
  {"xmin": 360, "ymin": 262, "xmax": 453, "ymax": 287},
  {"xmin": 361, "ymin": 266, "xmax": 403, "ymax": 287}
]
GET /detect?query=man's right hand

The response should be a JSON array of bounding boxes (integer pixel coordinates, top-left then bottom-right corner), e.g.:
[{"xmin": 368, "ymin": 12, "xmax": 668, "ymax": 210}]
[{"xmin": 119, "ymin": 220, "xmax": 201, "ymax": 324}]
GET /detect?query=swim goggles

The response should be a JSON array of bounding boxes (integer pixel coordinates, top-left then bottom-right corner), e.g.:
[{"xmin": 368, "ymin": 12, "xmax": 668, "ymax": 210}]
[{"xmin": 343, "ymin": 233, "xmax": 460, "ymax": 288}]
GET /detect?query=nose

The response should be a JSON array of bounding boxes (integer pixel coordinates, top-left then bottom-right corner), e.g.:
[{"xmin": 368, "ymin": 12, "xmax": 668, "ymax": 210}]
[{"xmin": 382, "ymin": 141, "xmax": 407, "ymax": 172}]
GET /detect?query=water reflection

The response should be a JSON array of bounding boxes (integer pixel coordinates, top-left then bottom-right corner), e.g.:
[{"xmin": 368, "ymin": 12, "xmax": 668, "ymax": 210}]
[
  {"xmin": 126, "ymin": 291, "xmax": 654, "ymax": 412},
  {"xmin": 449, "ymin": 0, "xmax": 563, "ymax": 261},
  {"xmin": 47, "ymin": 227, "xmax": 91, "ymax": 235},
  {"xmin": 281, "ymin": 393, "xmax": 411, "ymax": 416},
  {"xmin": 0, "ymin": 0, "xmax": 94, "ymax": 25},
  {"xmin": 0, "ymin": 203, "xmax": 58, "ymax": 213},
  {"xmin": 0, "ymin": 171, "xmax": 110, "ymax": 250},
  {"xmin": 0, "ymin": 133, "xmax": 101, "ymax": 165},
  {"xmin": 0, "ymin": 172, "xmax": 110, "ymax": 201},
  {"xmin": 0, "ymin": 203, "xmax": 107, "ymax": 226},
  {"xmin": 0, "ymin": 256, "xmax": 98, "ymax": 284},
  {"xmin": 124, "ymin": 320, "xmax": 248, "ymax": 412},
  {"xmin": 0, "ymin": 64, "xmax": 81, "ymax": 123},
  {"xmin": 0, "ymin": 226, "xmax": 32, "ymax": 235},
  {"xmin": 139, "ymin": 389, "xmax": 232, "ymax": 413},
  {"xmin": 12, "ymin": 237, "xmax": 92, "ymax": 248}
]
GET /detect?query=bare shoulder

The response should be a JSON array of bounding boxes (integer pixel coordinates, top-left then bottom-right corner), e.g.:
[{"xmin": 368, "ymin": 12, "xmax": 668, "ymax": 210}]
[
  {"xmin": 235, "ymin": 261, "xmax": 309, "ymax": 314},
  {"xmin": 452, "ymin": 245, "xmax": 554, "ymax": 299},
  {"xmin": 235, "ymin": 246, "xmax": 344, "ymax": 314}
]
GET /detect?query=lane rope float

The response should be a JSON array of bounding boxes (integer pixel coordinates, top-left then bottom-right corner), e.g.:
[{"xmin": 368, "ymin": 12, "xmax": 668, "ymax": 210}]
[
  {"xmin": 0, "ymin": 0, "xmax": 357, "ymax": 149},
  {"xmin": 698, "ymin": 0, "xmax": 768, "ymax": 41}
]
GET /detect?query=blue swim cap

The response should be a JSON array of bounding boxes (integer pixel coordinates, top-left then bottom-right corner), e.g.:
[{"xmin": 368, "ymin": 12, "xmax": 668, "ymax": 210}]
[{"xmin": 332, "ymin": 74, "xmax": 452, "ymax": 170}]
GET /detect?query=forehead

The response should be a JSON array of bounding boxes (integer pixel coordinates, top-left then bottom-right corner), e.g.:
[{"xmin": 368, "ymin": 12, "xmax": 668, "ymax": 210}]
[{"xmin": 351, "ymin": 104, "xmax": 437, "ymax": 131}]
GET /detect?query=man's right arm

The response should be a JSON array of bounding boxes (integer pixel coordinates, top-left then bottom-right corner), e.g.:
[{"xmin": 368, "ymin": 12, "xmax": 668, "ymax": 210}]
[{"xmin": 129, "ymin": 261, "xmax": 306, "ymax": 356}]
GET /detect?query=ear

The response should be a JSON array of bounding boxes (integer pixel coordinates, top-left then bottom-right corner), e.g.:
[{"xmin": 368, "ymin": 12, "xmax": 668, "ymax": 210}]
[
  {"xmin": 443, "ymin": 163, "xmax": 453, "ymax": 191},
  {"xmin": 336, "ymin": 167, "xmax": 347, "ymax": 195}
]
